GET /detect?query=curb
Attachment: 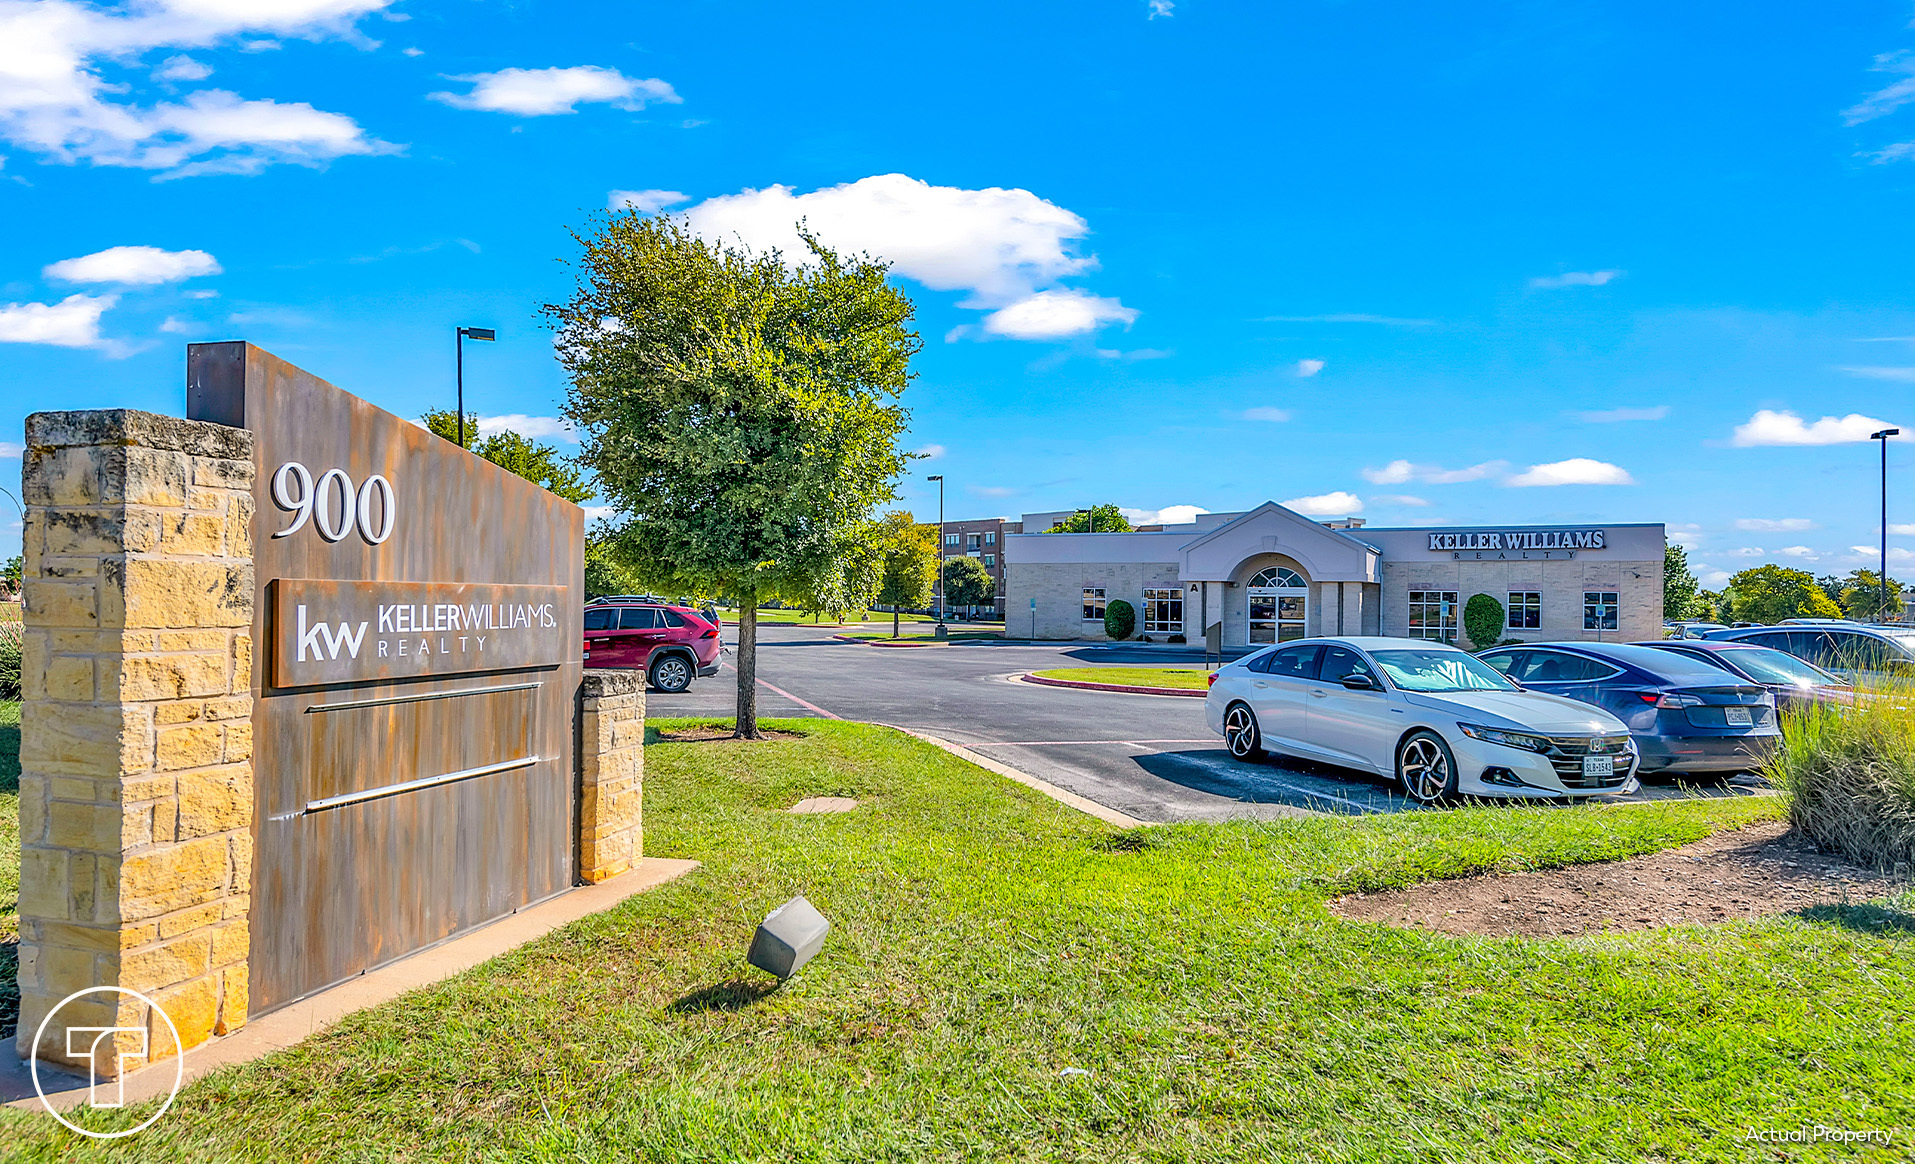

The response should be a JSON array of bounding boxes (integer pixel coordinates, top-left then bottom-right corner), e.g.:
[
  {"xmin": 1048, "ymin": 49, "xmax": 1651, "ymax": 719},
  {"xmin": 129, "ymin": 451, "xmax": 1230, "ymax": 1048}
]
[
  {"xmin": 885, "ymin": 726, "xmax": 1148, "ymax": 829},
  {"xmin": 1018, "ymin": 672, "xmax": 1208, "ymax": 698}
]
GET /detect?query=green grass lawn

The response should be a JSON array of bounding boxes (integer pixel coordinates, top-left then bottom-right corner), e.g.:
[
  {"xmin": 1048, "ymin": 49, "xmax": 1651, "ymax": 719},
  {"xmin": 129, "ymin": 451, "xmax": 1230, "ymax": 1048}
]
[
  {"xmin": 1, "ymin": 701, "xmax": 17, "ymax": 1044},
  {"xmin": 1030, "ymin": 666, "xmax": 1209, "ymax": 690},
  {"xmin": 841, "ymin": 630, "xmax": 1003, "ymax": 643},
  {"xmin": 3, "ymin": 717, "xmax": 1913, "ymax": 1160}
]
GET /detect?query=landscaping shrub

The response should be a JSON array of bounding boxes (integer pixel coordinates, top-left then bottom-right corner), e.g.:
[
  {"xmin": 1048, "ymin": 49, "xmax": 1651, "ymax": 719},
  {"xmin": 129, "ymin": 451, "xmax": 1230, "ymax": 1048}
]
[
  {"xmin": 0, "ymin": 619, "xmax": 20, "ymax": 701},
  {"xmin": 1463, "ymin": 592, "xmax": 1504, "ymax": 651},
  {"xmin": 1104, "ymin": 598, "xmax": 1135, "ymax": 640},
  {"xmin": 1763, "ymin": 682, "xmax": 1915, "ymax": 870}
]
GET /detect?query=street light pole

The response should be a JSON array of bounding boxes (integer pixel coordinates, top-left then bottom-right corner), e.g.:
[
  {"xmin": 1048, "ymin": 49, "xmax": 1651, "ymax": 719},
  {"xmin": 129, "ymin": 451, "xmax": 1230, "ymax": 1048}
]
[
  {"xmin": 1874, "ymin": 428, "xmax": 1900, "ymax": 620},
  {"xmin": 455, "ymin": 326, "xmax": 497, "ymax": 447},
  {"xmin": 927, "ymin": 475, "xmax": 946, "ymax": 635}
]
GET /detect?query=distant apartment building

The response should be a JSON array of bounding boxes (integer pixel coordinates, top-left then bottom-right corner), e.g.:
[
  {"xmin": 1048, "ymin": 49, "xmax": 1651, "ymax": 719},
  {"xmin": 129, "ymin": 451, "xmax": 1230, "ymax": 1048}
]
[{"xmin": 937, "ymin": 517, "xmax": 1009, "ymax": 617}]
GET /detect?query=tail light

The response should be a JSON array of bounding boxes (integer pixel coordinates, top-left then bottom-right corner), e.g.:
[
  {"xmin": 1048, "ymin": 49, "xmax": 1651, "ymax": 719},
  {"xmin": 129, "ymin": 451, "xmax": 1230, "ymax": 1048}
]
[
  {"xmin": 701, "ymin": 629, "xmax": 718, "ymax": 639},
  {"xmin": 1656, "ymin": 692, "xmax": 1703, "ymax": 709},
  {"xmin": 1207, "ymin": 671, "xmax": 1219, "ymax": 688}
]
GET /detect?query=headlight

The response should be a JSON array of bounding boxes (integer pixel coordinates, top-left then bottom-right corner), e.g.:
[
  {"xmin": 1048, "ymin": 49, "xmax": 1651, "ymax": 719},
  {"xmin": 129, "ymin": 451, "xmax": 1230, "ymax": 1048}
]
[{"xmin": 1456, "ymin": 723, "xmax": 1551, "ymax": 752}]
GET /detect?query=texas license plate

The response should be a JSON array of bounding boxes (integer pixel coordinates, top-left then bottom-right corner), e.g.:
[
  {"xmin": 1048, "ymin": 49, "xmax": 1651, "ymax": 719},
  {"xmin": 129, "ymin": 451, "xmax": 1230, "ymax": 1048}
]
[
  {"xmin": 1583, "ymin": 755, "xmax": 1614, "ymax": 778},
  {"xmin": 1726, "ymin": 706, "xmax": 1753, "ymax": 727}
]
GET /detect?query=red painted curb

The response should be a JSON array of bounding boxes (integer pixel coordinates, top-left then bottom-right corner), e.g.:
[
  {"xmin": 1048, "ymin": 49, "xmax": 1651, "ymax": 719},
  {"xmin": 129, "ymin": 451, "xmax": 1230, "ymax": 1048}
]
[{"xmin": 1019, "ymin": 673, "xmax": 1207, "ymax": 698}]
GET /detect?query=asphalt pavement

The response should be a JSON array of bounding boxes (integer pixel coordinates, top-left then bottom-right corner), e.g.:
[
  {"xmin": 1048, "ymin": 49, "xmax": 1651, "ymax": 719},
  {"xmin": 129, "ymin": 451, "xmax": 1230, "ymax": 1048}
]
[{"xmin": 654, "ymin": 622, "xmax": 1768, "ymax": 823}]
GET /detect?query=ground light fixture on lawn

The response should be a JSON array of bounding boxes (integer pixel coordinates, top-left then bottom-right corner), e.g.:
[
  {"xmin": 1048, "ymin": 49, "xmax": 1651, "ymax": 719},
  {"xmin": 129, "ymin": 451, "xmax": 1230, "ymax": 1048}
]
[
  {"xmin": 747, "ymin": 895, "xmax": 830, "ymax": 979},
  {"xmin": 1874, "ymin": 427, "xmax": 1900, "ymax": 617},
  {"xmin": 928, "ymin": 473, "xmax": 947, "ymax": 639},
  {"xmin": 455, "ymin": 326, "xmax": 497, "ymax": 448}
]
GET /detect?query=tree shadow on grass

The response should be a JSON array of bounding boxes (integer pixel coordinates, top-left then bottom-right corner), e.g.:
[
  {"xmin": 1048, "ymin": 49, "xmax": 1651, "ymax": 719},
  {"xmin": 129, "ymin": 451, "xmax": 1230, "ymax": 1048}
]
[
  {"xmin": 668, "ymin": 979, "xmax": 779, "ymax": 1014},
  {"xmin": 1796, "ymin": 902, "xmax": 1915, "ymax": 937}
]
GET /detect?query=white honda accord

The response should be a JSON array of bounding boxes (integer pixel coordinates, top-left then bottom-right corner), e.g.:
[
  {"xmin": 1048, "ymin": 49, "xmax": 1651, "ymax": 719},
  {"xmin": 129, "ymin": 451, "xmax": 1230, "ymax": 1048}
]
[{"xmin": 1205, "ymin": 636, "xmax": 1640, "ymax": 804}]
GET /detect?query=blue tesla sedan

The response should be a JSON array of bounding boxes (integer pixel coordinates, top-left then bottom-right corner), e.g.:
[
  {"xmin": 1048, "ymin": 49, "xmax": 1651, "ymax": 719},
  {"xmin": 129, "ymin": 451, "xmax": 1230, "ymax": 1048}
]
[{"xmin": 1476, "ymin": 641, "xmax": 1779, "ymax": 775}]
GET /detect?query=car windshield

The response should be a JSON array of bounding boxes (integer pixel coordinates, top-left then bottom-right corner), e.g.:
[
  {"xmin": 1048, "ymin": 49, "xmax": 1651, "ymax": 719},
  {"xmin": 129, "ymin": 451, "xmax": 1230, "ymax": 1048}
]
[
  {"xmin": 1724, "ymin": 647, "xmax": 1843, "ymax": 687},
  {"xmin": 1371, "ymin": 649, "xmax": 1520, "ymax": 693}
]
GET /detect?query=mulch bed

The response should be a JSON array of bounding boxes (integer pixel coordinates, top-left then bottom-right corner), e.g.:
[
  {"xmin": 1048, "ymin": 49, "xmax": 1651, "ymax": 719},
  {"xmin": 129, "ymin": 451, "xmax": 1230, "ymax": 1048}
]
[
  {"xmin": 654, "ymin": 727, "xmax": 807, "ymax": 742},
  {"xmin": 1331, "ymin": 821, "xmax": 1903, "ymax": 937}
]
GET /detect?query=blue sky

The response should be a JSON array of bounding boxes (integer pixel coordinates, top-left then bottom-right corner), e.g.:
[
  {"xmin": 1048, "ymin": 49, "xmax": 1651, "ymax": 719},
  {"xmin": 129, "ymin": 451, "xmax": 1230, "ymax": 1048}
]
[{"xmin": 6, "ymin": 1, "xmax": 1915, "ymax": 589}]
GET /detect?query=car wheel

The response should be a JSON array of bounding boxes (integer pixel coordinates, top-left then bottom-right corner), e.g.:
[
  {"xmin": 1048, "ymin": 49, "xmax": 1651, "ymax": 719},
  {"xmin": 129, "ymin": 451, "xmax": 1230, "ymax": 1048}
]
[
  {"xmin": 1397, "ymin": 730, "xmax": 1459, "ymax": 805},
  {"xmin": 1223, "ymin": 703, "xmax": 1264, "ymax": 761},
  {"xmin": 650, "ymin": 654, "xmax": 693, "ymax": 693}
]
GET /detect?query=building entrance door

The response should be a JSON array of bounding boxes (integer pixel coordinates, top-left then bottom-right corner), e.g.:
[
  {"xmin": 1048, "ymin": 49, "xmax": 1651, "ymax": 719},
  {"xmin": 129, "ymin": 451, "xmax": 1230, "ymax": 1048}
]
[{"xmin": 1246, "ymin": 566, "xmax": 1309, "ymax": 643}]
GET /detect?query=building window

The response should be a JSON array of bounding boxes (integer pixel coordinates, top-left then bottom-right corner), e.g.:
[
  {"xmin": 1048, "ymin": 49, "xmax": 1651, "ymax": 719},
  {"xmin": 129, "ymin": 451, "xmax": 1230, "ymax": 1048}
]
[
  {"xmin": 1584, "ymin": 591, "xmax": 1619, "ymax": 631},
  {"xmin": 983, "ymin": 554, "xmax": 996, "ymax": 567},
  {"xmin": 944, "ymin": 533, "xmax": 960, "ymax": 546},
  {"xmin": 985, "ymin": 531, "xmax": 996, "ymax": 545},
  {"xmin": 1248, "ymin": 566, "xmax": 1307, "ymax": 589},
  {"xmin": 1507, "ymin": 591, "xmax": 1541, "ymax": 630},
  {"xmin": 1082, "ymin": 588, "xmax": 1107, "ymax": 622},
  {"xmin": 1407, "ymin": 590, "xmax": 1459, "ymax": 640},
  {"xmin": 1143, "ymin": 587, "xmax": 1183, "ymax": 633},
  {"xmin": 967, "ymin": 533, "xmax": 980, "ymax": 547}
]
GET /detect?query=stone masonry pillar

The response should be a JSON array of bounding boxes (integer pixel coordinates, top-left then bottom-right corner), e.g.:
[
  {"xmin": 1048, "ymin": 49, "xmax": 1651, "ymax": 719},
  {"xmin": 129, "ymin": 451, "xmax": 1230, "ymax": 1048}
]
[
  {"xmin": 14, "ymin": 410, "xmax": 255, "ymax": 1072},
  {"xmin": 576, "ymin": 670, "xmax": 646, "ymax": 883}
]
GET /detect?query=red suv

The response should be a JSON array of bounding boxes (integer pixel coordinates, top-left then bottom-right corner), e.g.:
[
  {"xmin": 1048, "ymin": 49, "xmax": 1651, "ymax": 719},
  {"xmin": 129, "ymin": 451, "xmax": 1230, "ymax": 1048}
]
[{"xmin": 583, "ymin": 602, "xmax": 723, "ymax": 692}]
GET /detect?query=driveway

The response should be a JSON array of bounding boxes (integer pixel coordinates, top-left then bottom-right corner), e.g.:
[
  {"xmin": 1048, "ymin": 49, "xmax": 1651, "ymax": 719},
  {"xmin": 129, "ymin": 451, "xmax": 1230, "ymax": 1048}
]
[{"xmin": 654, "ymin": 623, "xmax": 1769, "ymax": 823}]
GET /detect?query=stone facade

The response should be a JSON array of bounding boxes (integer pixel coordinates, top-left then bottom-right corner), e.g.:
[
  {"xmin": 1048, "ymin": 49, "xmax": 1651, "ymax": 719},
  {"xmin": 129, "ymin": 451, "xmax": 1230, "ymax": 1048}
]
[
  {"xmin": 15, "ymin": 409, "xmax": 256, "ymax": 1073},
  {"xmin": 577, "ymin": 670, "xmax": 645, "ymax": 882}
]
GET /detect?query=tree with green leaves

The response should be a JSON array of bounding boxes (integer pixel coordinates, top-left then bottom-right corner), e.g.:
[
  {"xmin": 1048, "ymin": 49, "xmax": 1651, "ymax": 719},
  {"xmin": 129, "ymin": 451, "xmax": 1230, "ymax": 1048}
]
[
  {"xmin": 584, "ymin": 541, "xmax": 646, "ymax": 599},
  {"xmin": 421, "ymin": 409, "xmax": 594, "ymax": 503},
  {"xmin": 1463, "ymin": 593, "xmax": 1505, "ymax": 650},
  {"xmin": 2, "ymin": 554, "xmax": 20, "ymax": 593},
  {"xmin": 1044, "ymin": 504, "xmax": 1133, "ymax": 533},
  {"xmin": 792, "ymin": 522, "xmax": 886, "ymax": 623},
  {"xmin": 547, "ymin": 215, "xmax": 919, "ymax": 736},
  {"xmin": 876, "ymin": 512, "xmax": 938, "ymax": 638},
  {"xmin": 1664, "ymin": 543, "xmax": 1701, "ymax": 621},
  {"xmin": 1726, "ymin": 565, "xmax": 1843, "ymax": 625},
  {"xmin": 941, "ymin": 555, "xmax": 995, "ymax": 612},
  {"xmin": 1835, "ymin": 568, "xmax": 1905, "ymax": 621}
]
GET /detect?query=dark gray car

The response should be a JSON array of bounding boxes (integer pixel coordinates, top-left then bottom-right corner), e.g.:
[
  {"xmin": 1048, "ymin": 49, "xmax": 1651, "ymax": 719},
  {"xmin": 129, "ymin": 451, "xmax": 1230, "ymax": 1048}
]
[
  {"xmin": 1477, "ymin": 642, "xmax": 1778, "ymax": 774},
  {"xmin": 1704, "ymin": 623, "xmax": 1915, "ymax": 683}
]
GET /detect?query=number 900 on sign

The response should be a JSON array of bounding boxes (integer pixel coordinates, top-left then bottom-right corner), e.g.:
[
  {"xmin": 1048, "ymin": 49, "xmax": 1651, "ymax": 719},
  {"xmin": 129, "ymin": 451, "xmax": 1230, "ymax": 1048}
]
[{"xmin": 271, "ymin": 462, "xmax": 396, "ymax": 544}]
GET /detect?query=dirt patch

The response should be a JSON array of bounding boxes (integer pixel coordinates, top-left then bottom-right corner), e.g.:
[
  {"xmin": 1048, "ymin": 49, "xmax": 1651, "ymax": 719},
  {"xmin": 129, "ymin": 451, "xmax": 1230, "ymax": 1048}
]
[
  {"xmin": 1331, "ymin": 822, "xmax": 1904, "ymax": 937},
  {"xmin": 654, "ymin": 727, "xmax": 807, "ymax": 742}
]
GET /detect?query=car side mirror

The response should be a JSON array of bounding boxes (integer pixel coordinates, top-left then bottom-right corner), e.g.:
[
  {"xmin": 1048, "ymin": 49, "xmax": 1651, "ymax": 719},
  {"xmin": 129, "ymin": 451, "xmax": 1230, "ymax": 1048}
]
[{"xmin": 1341, "ymin": 673, "xmax": 1378, "ymax": 691}]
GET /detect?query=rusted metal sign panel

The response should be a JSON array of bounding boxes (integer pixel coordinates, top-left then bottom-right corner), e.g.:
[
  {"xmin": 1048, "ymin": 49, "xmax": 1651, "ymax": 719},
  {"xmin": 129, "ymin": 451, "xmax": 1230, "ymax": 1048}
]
[
  {"xmin": 187, "ymin": 342, "xmax": 583, "ymax": 1014},
  {"xmin": 270, "ymin": 579, "xmax": 567, "ymax": 685}
]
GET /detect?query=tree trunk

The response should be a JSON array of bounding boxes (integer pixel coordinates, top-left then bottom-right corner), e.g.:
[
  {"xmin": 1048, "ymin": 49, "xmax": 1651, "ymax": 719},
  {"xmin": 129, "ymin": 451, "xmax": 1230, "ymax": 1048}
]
[
  {"xmin": 892, "ymin": 607, "xmax": 900, "ymax": 638},
  {"xmin": 736, "ymin": 594, "xmax": 761, "ymax": 739}
]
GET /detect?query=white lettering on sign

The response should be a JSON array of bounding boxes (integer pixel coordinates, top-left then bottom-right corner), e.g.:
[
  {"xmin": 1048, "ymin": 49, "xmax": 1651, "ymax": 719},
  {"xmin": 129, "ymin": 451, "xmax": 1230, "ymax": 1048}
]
[
  {"xmin": 271, "ymin": 462, "xmax": 396, "ymax": 545},
  {"xmin": 294, "ymin": 605, "xmax": 369, "ymax": 662},
  {"xmin": 1426, "ymin": 529, "xmax": 1606, "ymax": 552}
]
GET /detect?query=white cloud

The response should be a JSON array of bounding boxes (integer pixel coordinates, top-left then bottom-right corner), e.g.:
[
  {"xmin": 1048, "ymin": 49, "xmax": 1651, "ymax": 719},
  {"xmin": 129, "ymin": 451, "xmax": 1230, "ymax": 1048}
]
[
  {"xmin": 1281, "ymin": 491, "xmax": 1363, "ymax": 515},
  {"xmin": 154, "ymin": 54, "xmax": 211, "ymax": 82},
  {"xmin": 608, "ymin": 188, "xmax": 688, "ymax": 213},
  {"xmin": 1575, "ymin": 404, "xmax": 1668, "ymax": 423},
  {"xmin": 1120, "ymin": 504, "xmax": 1208, "ymax": 525},
  {"xmin": 1504, "ymin": 458, "xmax": 1635, "ymax": 487},
  {"xmin": 1778, "ymin": 546, "xmax": 1818, "ymax": 559},
  {"xmin": 401, "ymin": 46, "xmax": 422, "ymax": 57},
  {"xmin": 913, "ymin": 444, "xmax": 946, "ymax": 460},
  {"xmin": 1845, "ymin": 52, "xmax": 1915, "ymax": 124},
  {"xmin": 158, "ymin": 316, "xmax": 191, "ymax": 333},
  {"xmin": 679, "ymin": 173, "xmax": 1135, "ymax": 341},
  {"xmin": 1849, "ymin": 545, "xmax": 1915, "ymax": 563},
  {"xmin": 1148, "ymin": 0, "xmax": 1174, "ymax": 16},
  {"xmin": 1529, "ymin": 270, "xmax": 1622, "ymax": 289},
  {"xmin": 1241, "ymin": 406, "xmax": 1291, "ymax": 422},
  {"xmin": 1735, "ymin": 517, "xmax": 1817, "ymax": 532},
  {"xmin": 969, "ymin": 485, "xmax": 1015, "ymax": 498},
  {"xmin": 1700, "ymin": 569, "xmax": 1731, "ymax": 588},
  {"xmin": 581, "ymin": 505, "xmax": 615, "ymax": 523},
  {"xmin": 0, "ymin": 0, "xmax": 399, "ymax": 176},
  {"xmin": 1668, "ymin": 525, "xmax": 1704, "ymax": 549},
  {"xmin": 45, "ymin": 244, "xmax": 220, "ymax": 284},
  {"xmin": 1839, "ymin": 365, "xmax": 1915, "ymax": 381},
  {"xmin": 1731, "ymin": 409, "xmax": 1908, "ymax": 446},
  {"xmin": 1369, "ymin": 494, "xmax": 1430, "ymax": 507},
  {"xmin": 1890, "ymin": 523, "xmax": 1915, "ymax": 536},
  {"xmin": 1295, "ymin": 358, "xmax": 1324, "ymax": 377},
  {"xmin": 0, "ymin": 293, "xmax": 116, "ymax": 347},
  {"xmin": 0, "ymin": 441, "xmax": 23, "ymax": 458},
  {"xmin": 982, "ymin": 290, "xmax": 1136, "ymax": 339},
  {"xmin": 1731, "ymin": 547, "xmax": 1765, "ymax": 557},
  {"xmin": 183, "ymin": 288, "xmax": 218, "ymax": 299},
  {"xmin": 476, "ymin": 414, "xmax": 577, "ymax": 442},
  {"xmin": 432, "ymin": 67, "xmax": 679, "ymax": 116},
  {"xmin": 1359, "ymin": 459, "xmax": 1505, "ymax": 485}
]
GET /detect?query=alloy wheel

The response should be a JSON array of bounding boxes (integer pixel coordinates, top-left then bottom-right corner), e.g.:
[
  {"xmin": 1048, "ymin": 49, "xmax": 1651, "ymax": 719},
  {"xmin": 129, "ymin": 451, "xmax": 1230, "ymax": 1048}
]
[
  {"xmin": 1398, "ymin": 734, "xmax": 1452, "ymax": 803},
  {"xmin": 1224, "ymin": 705, "xmax": 1261, "ymax": 759},
  {"xmin": 652, "ymin": 657, "xmax": 692, "ymax": 693}
]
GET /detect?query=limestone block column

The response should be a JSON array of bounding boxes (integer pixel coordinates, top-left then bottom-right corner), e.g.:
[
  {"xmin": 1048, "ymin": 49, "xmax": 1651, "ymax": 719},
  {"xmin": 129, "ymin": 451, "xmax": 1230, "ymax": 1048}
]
[
  {"xmin": 14, "ymin": 410, "xmax": 255, "ymax": 1072},
  {"xmin": 577, "ymin": 670, "xmax": 646, "ymax": 883}
]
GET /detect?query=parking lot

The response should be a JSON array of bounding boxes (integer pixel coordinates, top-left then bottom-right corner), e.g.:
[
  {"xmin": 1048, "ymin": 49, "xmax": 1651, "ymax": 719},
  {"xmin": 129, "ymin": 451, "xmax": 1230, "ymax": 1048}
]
[{"xmin": 656, "ymin": 624, "xmax": 1770, "ymax": 822}]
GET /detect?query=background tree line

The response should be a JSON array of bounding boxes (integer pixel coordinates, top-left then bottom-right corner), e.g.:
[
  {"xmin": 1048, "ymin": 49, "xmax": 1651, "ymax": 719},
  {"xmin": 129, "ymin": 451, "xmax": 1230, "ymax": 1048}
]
[{"xmin": 1664, "ymin": 543, "xmax": 1903, "ymax": 626}]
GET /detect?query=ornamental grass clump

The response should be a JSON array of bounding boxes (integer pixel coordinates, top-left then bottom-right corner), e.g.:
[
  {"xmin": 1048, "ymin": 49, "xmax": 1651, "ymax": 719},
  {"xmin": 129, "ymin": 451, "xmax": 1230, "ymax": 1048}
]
[{"xmin": 1763, "ymin": 682, "xmax": 1915, "ymax": 871}]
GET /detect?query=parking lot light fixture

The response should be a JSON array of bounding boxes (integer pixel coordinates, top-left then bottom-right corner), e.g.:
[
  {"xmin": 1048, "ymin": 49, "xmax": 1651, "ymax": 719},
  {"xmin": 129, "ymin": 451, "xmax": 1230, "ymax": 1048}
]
[
  {"xmin": 1874, "ymin": 428, "xmax": 1900, "ymax": 619},
  {"xmin": 927, "ymin": 475, "xmax": 946, "ymax": 634},
  {"xmin": 455, "ymin": 326, "xmax": 497, "ymax": 448}
]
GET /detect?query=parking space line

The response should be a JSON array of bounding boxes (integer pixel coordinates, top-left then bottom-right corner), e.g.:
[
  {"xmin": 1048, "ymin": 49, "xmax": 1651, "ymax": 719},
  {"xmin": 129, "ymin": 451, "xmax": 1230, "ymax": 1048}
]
[{"xmin": 968, "ymin": 739, "xmax": 1213, "ymax": 747}]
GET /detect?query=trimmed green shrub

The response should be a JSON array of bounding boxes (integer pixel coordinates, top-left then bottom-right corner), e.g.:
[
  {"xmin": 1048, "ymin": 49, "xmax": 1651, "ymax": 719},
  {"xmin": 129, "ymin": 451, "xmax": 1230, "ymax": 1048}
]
[
  {"xmin": 1104, "ymin": 599, "xmax": 1136, "ymax": 640},
  {"xmin": 0, "ymin": 619, "xmax": 19, "ymax": 701},
  {"xmin": 1765, "ymin": 681, "xmax": 1915, "ymax": 870},
  {"xmin": 1463, "ymin": 593, "xmax": 1505, "ymax": 651}
]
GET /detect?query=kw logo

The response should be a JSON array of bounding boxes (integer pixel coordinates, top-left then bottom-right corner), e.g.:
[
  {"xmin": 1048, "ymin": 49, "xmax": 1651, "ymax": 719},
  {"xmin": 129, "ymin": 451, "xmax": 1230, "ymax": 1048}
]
[{"xmin": 296, "ymin": 604, "xmax": 369, "ymax": 662}]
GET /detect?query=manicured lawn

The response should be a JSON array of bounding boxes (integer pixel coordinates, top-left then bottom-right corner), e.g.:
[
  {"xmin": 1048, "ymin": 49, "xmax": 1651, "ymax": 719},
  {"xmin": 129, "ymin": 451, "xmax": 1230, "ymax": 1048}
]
[
  {"xmin": 3, "ymin": 717, "xmax": 1913, "ymax": 1160},
  {"xmin": 841, "ymin": 630, "xmax": 1002, "ymax": 643},
  {"xmin": 1031, "ymin": 666, "xmax": 1209, "ymax": 690},
  {"xmin": 1, "ymin": 700, "xmax": 17, "ymax": 1043}
]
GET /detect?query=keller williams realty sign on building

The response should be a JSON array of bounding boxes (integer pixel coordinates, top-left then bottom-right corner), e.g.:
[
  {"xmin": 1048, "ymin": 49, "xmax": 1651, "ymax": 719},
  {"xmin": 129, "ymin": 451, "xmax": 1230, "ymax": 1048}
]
[{"xmin": 187, "ymin": 342, "xmax": 583, "ymax": 1014}]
